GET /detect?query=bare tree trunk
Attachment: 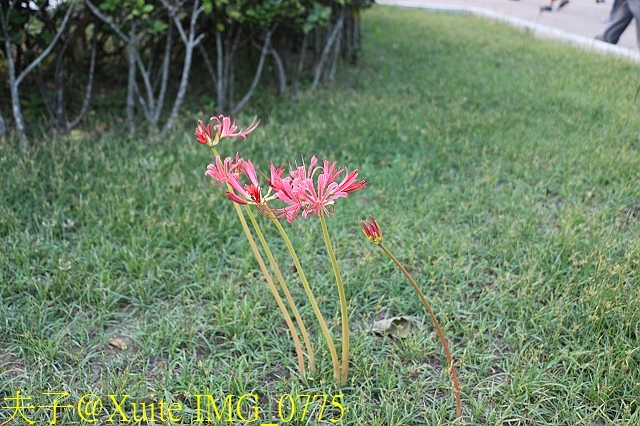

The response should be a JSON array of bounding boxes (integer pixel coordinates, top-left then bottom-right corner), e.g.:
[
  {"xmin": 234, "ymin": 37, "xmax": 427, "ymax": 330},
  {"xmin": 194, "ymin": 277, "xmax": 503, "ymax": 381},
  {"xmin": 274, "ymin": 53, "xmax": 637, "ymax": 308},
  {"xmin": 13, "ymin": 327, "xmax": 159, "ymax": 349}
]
[
  {"xmin": 36, "ymin": 68, "xmax": 58, "ymax": 126},
  {"xmin": 310, "ymin": 10, "xmax": 345, "ymax": 94},
  {"xmin": 227, "ymin": 29, "xmax": 243, "ymax": 113},
  {"xmin": 133, "ymin": 22, "xmax": 173, "ymax": 125},
  {"xmin": 161, "ymin": 0, "xmax": 204, "ymax": 134},
  {"xmin": 1, "ymin": 0, "xmax": 76, "ymax": 151},
  {"xmin": 86, "ymin": 0, "xmax": 142, "ymax": 135},
  {"xmin": 291, "ymin": 32, "xmax": 308, "ymax": 98},
  {"xmin": 154, "ymin": 22, "xmax": 172, "ymax": 125},
  {"xmin": 254, "ymin": 37, "xmax": 286, "ymax": 95},
  {"xmin": 35, "ymin": 34, "xmax": 96, "ymax": 134},
  {"xmin": 269, "ymin": 45, "xmax": 287, "ymax": 96},
  {"xmin": 5, "ymin": 40, "xmax": 28, "ymax": 151},
  {"xmin": 344, "ymin": 14, "xmax": 352, "ymax": 61},
  {"xmin": 126, "ymin": 28, "xmax": 137, "ymax": 136},
  {"xmin": 66, "ymin": 37, "xmax": 97, "ymax": 131},
  {"xmin": 215, "ymin": 31, "xmax": 225, "ymax": 113},
  {"xmin": 54, "ymin": 40, "xmax": 68, "ymax": 131},
  {"xmin": 197, "ymin": 43, "xmax": 218, "ymax": 92},
  {"xmin": 212, "ymin": 25, "xmax": 243, "ymax": 115},
  {"xmin": 0, "ymin": 112, "xmax": 5, "ymax": 141},
  {"xmin": 232, "ymin": 26, "xmax": 274, "ymax": 114},
  {"xmin": 346, "ymin": 11, "xmax": 362, "ymax": 64},
  {"xmin": 327, "ymin": 20, "xmax": 343, "ymax": 87}
]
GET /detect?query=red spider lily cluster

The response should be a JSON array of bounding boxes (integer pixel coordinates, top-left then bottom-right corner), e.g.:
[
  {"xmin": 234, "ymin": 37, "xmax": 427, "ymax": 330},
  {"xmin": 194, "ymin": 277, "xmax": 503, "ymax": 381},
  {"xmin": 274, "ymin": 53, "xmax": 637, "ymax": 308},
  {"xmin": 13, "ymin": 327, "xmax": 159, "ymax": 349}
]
[
  {"xmin": 197, "ymin": 115, "xmax": 366, "ymax": 220},
  {"xmin": 205, "ymin": 152, "xmax": 367, "ymax": 221},
  {"xmin": 193, "ymin": 115, "xmax": 461, "ymax": 411},
  {"xmin": 195, "ymin": 114, "xmax": 367, "ymax": 387}
]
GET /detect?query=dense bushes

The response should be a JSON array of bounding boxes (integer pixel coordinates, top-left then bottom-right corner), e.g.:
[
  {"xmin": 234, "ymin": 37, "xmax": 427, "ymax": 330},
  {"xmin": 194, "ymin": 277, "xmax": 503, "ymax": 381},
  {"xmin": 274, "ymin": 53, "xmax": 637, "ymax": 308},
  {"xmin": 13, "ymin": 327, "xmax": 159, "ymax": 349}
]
[{"xmin": 0, "ymin": 0, "xmax": 374, "ymax": 150}]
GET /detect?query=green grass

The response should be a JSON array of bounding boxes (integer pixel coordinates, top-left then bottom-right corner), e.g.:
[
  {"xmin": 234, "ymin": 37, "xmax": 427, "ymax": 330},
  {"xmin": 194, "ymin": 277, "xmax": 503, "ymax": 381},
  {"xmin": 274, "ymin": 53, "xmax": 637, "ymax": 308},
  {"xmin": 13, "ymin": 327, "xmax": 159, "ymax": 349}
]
[{"xmin": 2, "ymin": 5, "xmax": 640, "ymax": 425}]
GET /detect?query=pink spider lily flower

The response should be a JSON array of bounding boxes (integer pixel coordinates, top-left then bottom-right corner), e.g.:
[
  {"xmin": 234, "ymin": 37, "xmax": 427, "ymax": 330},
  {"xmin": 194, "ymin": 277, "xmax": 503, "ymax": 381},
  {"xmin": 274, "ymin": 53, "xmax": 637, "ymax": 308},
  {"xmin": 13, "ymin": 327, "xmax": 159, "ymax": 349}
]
[
  {"xmin": 195, "ymin": 115, "xmax": 259, "ymax": 147},
  {"xmin": 204, "ymin": 155, "xmax": 243, "ymax": 185},
  {"xmin": 269, "ymin": 156, "xmax": 367, "ymax": 222},
  {"xmin": 289, "ymin": 155, "xmax": 318, "ymax": 181},
  {"xmin": 360, "ymin": 215, "xmax": 382, "ymax": 243},
  {"xmin": 269, "ymin": 163, "xmax": 304, "ymax": 222},
  {"xmin": 211, "ymin": 115, "xmax": 259, "ymax": 146},
  {"xmin": 208, "ymin": 157, "xmax": 276, "ymax": 208},
  {"xmin": 195, "ymin": 120, "xmax": 214, "ymax": 145}
]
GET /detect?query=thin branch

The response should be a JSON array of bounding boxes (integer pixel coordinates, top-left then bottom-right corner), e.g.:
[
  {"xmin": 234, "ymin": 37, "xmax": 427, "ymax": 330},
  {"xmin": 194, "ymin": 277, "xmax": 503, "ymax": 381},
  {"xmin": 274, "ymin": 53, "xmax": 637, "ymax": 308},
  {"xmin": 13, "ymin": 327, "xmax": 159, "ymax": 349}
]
[
  {"xmin": 232, "ymin": 25, "xmax": 274, "ymax": 114},
  {"xmin": 163, "ymin": 0, "xmax": 204, "ymax": 132},
  {"xmin": 310, "ymin": 10, "xmax": 344, "ymax": 94},
  {"xmin": 36, "ymin": 68, "xmax": 57, "ymax": 125},
  {"xmin": 134, "ymin": 50, "xmax": 156, "ymax": 120},
  {"xmin": 84, "ymin": 0, "xmax": 129, "ymax": 41},
  {"xmin": 2, "ymin": 0, "xmax": 75, "ymax": 149},
  {"xmin": 327, "ymin": 19, "xmax": 343, "ymax": 86},
  {"xmin": 67, "ymin": 35, "xmax": 97, "ymax": 130},
  {"xmin": 223, "ymin": 27, "xmax": 243, "ymax": 113},
  {"xmin": 197, "ymin": 43, "xmax": 218, "ymax": 91},
  {"xmin": 291, "ymin": 32, "xmax": 308, "ymax": 98},
  {"xmin": 251, "ymin": 37, "xmax": 286, "ymax": 95},
  {"xmin": 154, "ymin": 21, "xmax": 173, "ymax": 124},
  {"xmin": 269, "ymin": 44, "xmax": 287, "ymax": 95},
  {"xmin": 15, "ymin": 0, "xmax": 77, "ymax": 87},
  {"xmin": 224, "ymin": 26, "xmax": 243, "ymax": 91},
  {"xmin": 0, "ymin": 111, "xmax": 6, "ymax": 140},
  {"xmin": 54, "ymin": 39, "xmax": 70, "ymax": 126},
  {"xmin": 215, "ymin": 30, "xmax": 225, "ymax": 111},
  {"xmin": 126, "ymin": 25, "xmax": 137, "ymax": 135}
]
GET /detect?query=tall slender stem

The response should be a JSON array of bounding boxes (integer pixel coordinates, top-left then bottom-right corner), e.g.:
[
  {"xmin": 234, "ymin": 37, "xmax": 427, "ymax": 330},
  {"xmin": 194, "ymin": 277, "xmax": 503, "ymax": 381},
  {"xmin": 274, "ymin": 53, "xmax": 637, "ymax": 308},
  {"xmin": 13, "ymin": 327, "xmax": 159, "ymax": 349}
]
[
  {"xmin": 378, "ymin": 242, "xmax": 462, "ymax": 419},
  {"xmin": 270, "ymin": 213, "xmax": 340, "ymax": 382},
  {"xmin": 319, "ymin": 212, "xmax": 349, "ymax": 385},
  {"xmin": 212, "ymin": 147, "xmax": 305, "ymax": 374},
  {"xmin": 245, "ymin": 206, "xmax": 316, "ymax": 372}
]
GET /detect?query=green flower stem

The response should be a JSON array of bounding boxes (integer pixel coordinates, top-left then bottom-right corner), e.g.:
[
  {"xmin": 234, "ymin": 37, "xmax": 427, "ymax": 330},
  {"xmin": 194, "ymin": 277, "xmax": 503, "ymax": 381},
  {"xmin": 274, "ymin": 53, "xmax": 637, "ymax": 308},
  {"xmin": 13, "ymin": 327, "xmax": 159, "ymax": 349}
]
[
  {"xmin": 319, "ymin": 212, "xmax": 349, "ymax": 386},
  {"xmin": 211, "ymin": 147, "xmax": 306, "ymax": 375},
  {"xmin": 244, "ymin": 205, "xmax": 316, "ymax": 373},
  {"xmin": 270, "ymin": 212, "xmax": 341, "ymax": 382},
  {"xmin": 377, "ymin": 242, "xmax": 462, "ymax": 419}
]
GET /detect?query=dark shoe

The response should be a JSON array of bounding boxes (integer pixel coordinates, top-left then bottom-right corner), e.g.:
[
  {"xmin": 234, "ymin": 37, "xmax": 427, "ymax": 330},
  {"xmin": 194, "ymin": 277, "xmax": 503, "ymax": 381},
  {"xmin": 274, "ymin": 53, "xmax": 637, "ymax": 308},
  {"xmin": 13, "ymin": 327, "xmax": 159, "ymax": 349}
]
[
  {"xmin": 540, "ymin": 5, "xmax": 553, "ymax": 11},
  {"xmin": 558, "ymin": 0, "xmax": 570, "ymax": 8}
]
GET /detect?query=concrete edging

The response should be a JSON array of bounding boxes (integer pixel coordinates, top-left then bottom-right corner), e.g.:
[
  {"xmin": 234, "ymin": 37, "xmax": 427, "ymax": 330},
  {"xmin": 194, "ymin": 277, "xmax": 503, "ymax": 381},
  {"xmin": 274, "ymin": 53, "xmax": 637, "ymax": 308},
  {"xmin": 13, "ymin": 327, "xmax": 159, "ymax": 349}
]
[{"xmin": 377, "ymin": 1, "xmax": 640, "ymax": 63}]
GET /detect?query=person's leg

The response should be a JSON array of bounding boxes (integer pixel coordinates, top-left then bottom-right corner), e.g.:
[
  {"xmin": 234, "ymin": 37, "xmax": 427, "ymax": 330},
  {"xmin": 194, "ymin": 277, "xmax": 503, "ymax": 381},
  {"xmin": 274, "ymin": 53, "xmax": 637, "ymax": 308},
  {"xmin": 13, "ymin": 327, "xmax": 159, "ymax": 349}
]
[
  {"xmin": 541, "ymin": 0, "xmax": 555, "ymax": 11},
  {"xmin": 627, "ymin": 0, "xmax": 640, "ymax": 47},
  {"xmin": 611, "ymin": 0, "xmax": 623, "ymax": 14},
  {"xmin": 597, "ymin": 0, "xmax": 633, "ymax": 44},
  {"xmin": 603, "ymin": 0, "xmax": 622, "ymax": 23}
]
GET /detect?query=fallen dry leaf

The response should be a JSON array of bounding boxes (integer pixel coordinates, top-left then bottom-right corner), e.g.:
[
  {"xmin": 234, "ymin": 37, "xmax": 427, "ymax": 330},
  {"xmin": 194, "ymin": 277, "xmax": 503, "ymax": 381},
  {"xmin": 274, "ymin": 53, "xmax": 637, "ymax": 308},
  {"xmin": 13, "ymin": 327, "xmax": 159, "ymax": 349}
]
[
  {"xmin": 108, "ymin": 337, "xmax": 127, "ymax": 350},
  {"xmin": 372, "ymin": 316, "xmax": 414, "ymax": 338},
  {"xmin": 68, "ymin": 129, "xmax": 87, "ymax": 140}
]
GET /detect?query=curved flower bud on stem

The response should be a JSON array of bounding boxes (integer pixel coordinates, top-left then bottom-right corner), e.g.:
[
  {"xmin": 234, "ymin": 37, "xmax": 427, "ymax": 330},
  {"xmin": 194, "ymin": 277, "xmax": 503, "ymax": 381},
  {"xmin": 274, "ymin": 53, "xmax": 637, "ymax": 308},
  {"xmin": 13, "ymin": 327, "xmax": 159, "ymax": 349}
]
[
  {"xmin": 360, "ymin": 215, "xmax": 382, "ymax": 243},
  {"xmin": 361, "ymin": 215, "xmax": 462, "ymax": 418}
]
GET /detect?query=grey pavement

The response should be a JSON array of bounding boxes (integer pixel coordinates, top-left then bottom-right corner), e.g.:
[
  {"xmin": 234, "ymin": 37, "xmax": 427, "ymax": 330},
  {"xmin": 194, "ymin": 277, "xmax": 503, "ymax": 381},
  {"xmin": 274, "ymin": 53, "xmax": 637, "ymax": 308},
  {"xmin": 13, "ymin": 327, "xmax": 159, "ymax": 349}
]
[{"xmin": 377, "ymin": 0, "xmax": 640, "ymax": 62}]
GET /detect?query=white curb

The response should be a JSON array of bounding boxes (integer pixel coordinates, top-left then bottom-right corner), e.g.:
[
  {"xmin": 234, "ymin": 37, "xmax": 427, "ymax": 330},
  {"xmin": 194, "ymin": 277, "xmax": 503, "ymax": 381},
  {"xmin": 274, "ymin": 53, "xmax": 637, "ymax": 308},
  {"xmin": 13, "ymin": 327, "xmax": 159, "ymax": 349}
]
[{"xmin": 376, "ymin": 1, "xmax": 640, "ymax": 63}]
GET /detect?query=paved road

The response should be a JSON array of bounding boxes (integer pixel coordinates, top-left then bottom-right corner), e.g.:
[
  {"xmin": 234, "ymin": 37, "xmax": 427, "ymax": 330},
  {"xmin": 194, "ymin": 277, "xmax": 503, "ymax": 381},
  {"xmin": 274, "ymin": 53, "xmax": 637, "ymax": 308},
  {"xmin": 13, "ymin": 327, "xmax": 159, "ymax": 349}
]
[{"xmin": 377, "ymin": 0, "xmax": 639, "ymax": 57}]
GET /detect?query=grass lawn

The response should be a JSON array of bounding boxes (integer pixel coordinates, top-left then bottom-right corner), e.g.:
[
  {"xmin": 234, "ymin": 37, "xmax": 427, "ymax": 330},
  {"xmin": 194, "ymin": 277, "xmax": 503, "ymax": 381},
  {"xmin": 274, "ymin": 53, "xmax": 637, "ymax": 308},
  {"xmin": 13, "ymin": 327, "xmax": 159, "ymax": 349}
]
[{"xmin": 2, "ymin": 5, "xmax": 640, "ymax": 425}]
